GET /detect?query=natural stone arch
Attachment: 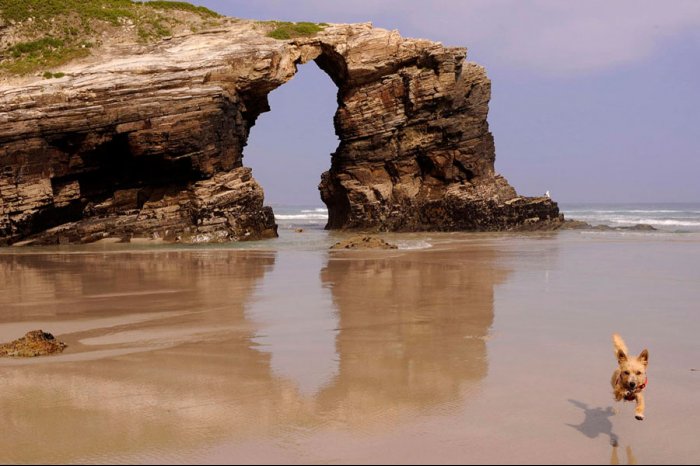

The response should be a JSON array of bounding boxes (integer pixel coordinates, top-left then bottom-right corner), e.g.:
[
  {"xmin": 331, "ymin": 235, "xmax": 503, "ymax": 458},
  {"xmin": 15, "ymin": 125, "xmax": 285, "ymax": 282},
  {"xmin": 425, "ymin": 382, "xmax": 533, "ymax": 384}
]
[
  {"xmin": 243, "ymin": 28, "xmax": 559, "ymax": 232},
  {"xmin": 0, "ymin": 21, "xmax": 560, "ymax": 246}
]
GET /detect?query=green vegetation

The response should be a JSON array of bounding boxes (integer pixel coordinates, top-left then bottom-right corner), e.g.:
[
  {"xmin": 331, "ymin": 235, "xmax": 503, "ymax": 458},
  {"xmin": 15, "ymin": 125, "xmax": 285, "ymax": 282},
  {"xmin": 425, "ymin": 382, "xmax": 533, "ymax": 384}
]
[
  {"xmin": 0, "ymin": 1, "xmax": 325, "ymax": 75},
  {"xmin": 42, "ymin": 71, "xmax": 65, "ymax": 79},
  {"xmin": 0, "ymin": 0, "xmax": 219, "ymax": 23},
  {"xmin": 137, "ymin": 17, "xmax": 172, "ymax": 42},
  {"xmin": 4, "ymin": 37, "xmax": 89, "ymax": 75},
  {"xmin": 144, "ymin": 1, "xmax": 220, "ymax": 18},
  {"xmin": 9, "ymin": 37, "xmax": 64, "ymax": 58},
  {"xmin": 0, "ymin": 0, "xmax": 137, "ymax": 24},
  {"xmin": 264, "ymin": 21, "xmax": 326, "ymax": 40},
  {"xmin": 0, "ymin": 0, "xmax": 222, "ymax": 74}
]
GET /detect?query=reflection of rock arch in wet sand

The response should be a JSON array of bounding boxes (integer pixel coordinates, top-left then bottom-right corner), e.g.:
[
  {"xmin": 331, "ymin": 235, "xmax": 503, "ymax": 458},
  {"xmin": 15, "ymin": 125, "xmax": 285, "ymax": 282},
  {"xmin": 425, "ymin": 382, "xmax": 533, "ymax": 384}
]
[
  {"xmin": 0, "ymin": 251, "xmax": 275, "ymax": 321},
  {"xmin": 0, "ymin": 244, "xmax": 509, "ymax": 462},
  {"xmin": 0, "ymin": 251, "xmax": 295, "ymax": 463},
  {"xmin": 316, "ymin": 246, "xmax": 510, "ymax": 425}
]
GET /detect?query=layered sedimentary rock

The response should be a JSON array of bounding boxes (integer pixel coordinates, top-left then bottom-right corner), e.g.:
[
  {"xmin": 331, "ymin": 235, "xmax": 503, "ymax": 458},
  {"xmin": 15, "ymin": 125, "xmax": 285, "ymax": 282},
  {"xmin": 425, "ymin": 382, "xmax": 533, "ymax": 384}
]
[{"xmin": 0, "ymin": 20, "xmax": 561, "ymax": 245}]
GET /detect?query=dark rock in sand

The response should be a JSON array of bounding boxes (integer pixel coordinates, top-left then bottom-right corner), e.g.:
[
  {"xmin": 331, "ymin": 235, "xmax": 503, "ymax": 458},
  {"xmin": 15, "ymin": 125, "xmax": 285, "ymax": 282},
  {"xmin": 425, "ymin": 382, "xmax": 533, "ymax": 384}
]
[
  {"xmin": 559, "ymin": 221, "xmax": 657, "ymax": 232},
  {"xmin": 0, "ymin": 330, "xmax": 67, "ymax": 357},
  {"xmin": 330, "ymin": 236, "xmax": 398, "ymax": 250},
  {"xmin": 620, "ymin": 224, "xmax": 657, "ymax": 231},
  {"xmin": 558, "ymin": 219, "xmax": 593, "ymax": 230}
]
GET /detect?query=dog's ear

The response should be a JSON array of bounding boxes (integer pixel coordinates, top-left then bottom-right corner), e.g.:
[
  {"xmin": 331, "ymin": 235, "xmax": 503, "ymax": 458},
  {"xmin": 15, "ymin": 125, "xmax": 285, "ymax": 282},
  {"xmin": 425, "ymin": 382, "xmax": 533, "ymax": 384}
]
[
  {"xmin": 638, "ymin": 349, "xmax": 649, "ymax": 366},
  {"xmin": 617, "ymin": 349, "xmax": 628, "ymax": 363},
  {"xmin": 612, "ymin": 334, "xmax": 628, "ymax": 362}
]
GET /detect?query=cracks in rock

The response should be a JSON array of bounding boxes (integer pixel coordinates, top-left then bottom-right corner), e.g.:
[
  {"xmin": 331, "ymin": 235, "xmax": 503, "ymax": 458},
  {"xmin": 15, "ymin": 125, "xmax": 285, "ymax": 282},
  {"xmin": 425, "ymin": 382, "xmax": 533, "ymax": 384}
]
[
  {"xmin": 416, "ymin": 152, "xmax": 436, "ymax": 180},
  {"xmin": 453, "ymin": 158, "xmax": 476, "ymax": 183},
  {"xmin": 416, "ymin": 51, "xmax": 441, "ymax": 74},
  {"xmin": 320, "ymin": 171, "xmax": 351, "ymax": 230},
  {"xmin": 384, "ymin": 160, "xmax": 401, "ymax": 184},
  {"xmin": 399, "ymin": 71, "xmax": 415, "ymax": 117},
  {"xmin": 19, "ymin": 199, "xmax": 84, "ymax": 239}
]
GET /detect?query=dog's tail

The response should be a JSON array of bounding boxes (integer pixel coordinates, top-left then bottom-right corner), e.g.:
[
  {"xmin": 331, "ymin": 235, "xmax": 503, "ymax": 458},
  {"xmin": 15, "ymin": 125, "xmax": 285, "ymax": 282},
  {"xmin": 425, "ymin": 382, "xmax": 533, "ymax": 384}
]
[{"xmin": 612, "ymin": 333, "xmax": 628, "ymax": 357}]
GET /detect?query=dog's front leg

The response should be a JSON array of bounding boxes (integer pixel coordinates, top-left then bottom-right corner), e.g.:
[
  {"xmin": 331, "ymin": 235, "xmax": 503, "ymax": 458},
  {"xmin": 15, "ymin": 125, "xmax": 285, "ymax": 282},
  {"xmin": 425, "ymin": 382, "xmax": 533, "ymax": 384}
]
[{"xmin": 634, "ymin": 392, "xmax": 645, "ymax": 420}]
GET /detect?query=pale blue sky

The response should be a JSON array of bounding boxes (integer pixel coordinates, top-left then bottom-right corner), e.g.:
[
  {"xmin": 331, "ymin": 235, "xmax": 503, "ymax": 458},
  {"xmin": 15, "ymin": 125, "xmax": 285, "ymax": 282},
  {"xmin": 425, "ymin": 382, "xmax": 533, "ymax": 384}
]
[{"xmin": 188, "ymin": 1, "xmax": 700, "ymax": 205}]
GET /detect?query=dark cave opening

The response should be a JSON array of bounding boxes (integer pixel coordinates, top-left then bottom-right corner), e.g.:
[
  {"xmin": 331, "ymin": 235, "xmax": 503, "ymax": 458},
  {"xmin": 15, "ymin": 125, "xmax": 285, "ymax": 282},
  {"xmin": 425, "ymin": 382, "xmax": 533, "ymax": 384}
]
[{"xmin": 25, "ymin": 132, "xmax": 202, "ymax": 238}]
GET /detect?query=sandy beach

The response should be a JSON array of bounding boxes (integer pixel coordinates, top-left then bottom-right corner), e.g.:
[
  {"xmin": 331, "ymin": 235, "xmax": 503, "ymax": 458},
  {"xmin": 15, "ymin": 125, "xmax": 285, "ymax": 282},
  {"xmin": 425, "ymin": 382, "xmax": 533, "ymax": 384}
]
[
  {"xmin": 1, "ymin": 0, "xmax": 697, "ymax": 462},
  {"xmin": 0, "ymin": 230, "xmax": 698, "ymax": 464}
]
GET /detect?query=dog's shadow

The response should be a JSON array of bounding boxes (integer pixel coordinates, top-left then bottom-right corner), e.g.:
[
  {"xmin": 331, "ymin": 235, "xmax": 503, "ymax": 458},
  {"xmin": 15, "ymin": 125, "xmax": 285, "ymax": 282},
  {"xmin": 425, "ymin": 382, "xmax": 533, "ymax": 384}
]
[
  {"xmin": 567, "ymin": 399, "xmax": 619, "ymax": 445},
  {"xmin": 568, "ymin": 400, "xmax": 639, "ymax": 464}
]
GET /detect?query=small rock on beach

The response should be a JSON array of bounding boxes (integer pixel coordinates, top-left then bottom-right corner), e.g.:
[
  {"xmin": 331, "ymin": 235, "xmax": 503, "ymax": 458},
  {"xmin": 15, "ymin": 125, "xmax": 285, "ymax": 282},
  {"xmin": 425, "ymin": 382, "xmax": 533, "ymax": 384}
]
[
  {"xmin": 0, "ymin": 330, "xmax": 67, "ymax": 357},
  {"xmin": 330, "ymin": 236, "xmax": 398, "ymax": 250}
]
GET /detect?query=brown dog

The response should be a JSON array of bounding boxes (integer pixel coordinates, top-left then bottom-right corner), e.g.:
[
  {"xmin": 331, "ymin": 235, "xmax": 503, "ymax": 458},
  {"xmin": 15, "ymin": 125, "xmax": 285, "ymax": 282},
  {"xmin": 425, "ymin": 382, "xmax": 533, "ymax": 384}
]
[{"xmin": 611, "ymin": 333, "xmax": 649, "ymax": 420}]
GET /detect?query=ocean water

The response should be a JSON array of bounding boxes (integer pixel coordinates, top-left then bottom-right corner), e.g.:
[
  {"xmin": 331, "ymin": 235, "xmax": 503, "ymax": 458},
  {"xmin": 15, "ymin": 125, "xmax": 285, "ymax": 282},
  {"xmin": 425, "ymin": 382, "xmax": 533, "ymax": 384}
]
[
  {"xmin": 560, "ymin": 203, "xmax": 700, "ymax": 232},
  {"xmin": 270, "ymin": 205, "xmax": 436, "ymax": 250},
  {"xmin": 272, "ymin": 205, "xmax": 329, "ymax": 227},
  {"xmin": 2, "ymin": 203, "xmax": 697, "ymax": 257},
  {"xmin": 255, "ymin": 202, "xmax": 700, "ymax": 252},
  {"xmin": 273, "ymin": 203, "xmax": 700, "ymax": 233}
]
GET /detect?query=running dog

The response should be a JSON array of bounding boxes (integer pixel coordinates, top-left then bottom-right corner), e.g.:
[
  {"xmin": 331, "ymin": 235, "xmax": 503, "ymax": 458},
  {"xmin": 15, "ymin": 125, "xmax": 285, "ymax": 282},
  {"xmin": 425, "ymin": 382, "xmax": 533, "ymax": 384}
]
[{"xmin": 611, "ymin": 333, "xmax": 649, "ymax": 420}]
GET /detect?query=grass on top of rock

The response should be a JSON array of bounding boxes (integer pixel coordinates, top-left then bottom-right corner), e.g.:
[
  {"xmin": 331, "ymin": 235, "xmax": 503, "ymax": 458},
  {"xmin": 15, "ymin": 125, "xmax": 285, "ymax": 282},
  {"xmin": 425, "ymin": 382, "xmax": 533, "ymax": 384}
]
[
  {"xmin": 264, "ymin": 21, "xmax": 327, "ymax": 40},
  {"xmin": 141, "ymin": 1, "xmax": 220, "ymax": 18},
  {"xmin": 4, "ymin": 38, "xmax": 92, "ymax": 75},
  {"xmin": 0, "ymin": 0, "xmax": 219, "ymax": 23},
  {"xmin": 0, "ymin": 0, "xmax": 222, "ymax": 75},
  {"xmin": 43, "ymin": 71, "xmax": 65, "ymax": 79}
]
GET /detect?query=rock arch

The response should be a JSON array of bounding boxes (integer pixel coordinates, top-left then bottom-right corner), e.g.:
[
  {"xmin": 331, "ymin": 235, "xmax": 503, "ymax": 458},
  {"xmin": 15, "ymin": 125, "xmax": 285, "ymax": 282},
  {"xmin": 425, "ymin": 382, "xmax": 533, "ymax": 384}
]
[{"xmin": 0, "ymin": 22, "xmax": 560, "ymax": 245}]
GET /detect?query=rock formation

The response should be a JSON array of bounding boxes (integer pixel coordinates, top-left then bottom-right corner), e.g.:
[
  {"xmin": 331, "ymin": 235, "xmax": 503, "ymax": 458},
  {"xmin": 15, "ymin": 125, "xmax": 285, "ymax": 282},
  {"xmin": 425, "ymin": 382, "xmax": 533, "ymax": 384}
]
[
  {"xmin": 330, "ymin": 235, "xmax": 398, "ymax": 250},
  {"xmin": 0, "ymin": 19, "xmax": 561, "ymax": 245},
  {"xmin": 0, "ymin": 330, "xmax": 66, "ymax": 357}
]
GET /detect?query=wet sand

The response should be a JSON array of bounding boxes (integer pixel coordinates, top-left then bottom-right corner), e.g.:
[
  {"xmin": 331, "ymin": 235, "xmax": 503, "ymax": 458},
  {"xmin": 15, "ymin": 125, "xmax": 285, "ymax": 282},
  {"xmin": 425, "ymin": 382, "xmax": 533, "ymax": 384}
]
[{"xmin": 0, "ymin": 232, "xmax": 699, "ymax": 464}]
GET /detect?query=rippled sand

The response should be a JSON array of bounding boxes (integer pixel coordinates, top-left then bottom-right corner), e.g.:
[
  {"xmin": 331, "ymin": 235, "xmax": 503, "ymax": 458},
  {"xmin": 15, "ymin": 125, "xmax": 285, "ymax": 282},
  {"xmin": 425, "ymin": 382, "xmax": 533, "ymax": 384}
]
[{"xmin": 0, "ymin": 232, "xmax": 699, "ymax": 464}]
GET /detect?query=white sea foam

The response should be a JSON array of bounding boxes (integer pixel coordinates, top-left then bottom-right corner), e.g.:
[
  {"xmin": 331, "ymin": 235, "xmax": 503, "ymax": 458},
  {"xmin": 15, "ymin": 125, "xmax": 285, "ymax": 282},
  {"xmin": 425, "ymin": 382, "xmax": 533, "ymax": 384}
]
[
  {"xmin": 396, "ymin": 240, "xmax": 433, "ymax": 250},
  {"xmin": 566, "ymin": 215, "xmax": 700, "ymax": 227},
  {"xmin": 567, "ymin": 210, "xmax": 699, "ymax": 214},
  {"xmin": 618, "ymin": 219, "xmax": 700, "ymax": 227},
  {"xmin": 300, "ymin": 208, "xmax": 328, "ymax": 213},
  {"xmin": 275, "ymin": 213, "xmax": 329, "ymax": 220},
  {"xmin": 625, "ymin": 210, "xmax": 700, "ymax": 214},
  {"xmin": 563, "ymin": 204, "xmax": 700, "ymax": 231}
]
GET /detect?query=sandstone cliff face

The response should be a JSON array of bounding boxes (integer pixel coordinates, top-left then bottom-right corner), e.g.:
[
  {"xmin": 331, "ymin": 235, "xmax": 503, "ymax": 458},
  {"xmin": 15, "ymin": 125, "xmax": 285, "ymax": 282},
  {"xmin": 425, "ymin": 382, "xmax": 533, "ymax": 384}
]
[{"xmin": 0, "ymin": 20, "xmax": 560, "ymax": 245}]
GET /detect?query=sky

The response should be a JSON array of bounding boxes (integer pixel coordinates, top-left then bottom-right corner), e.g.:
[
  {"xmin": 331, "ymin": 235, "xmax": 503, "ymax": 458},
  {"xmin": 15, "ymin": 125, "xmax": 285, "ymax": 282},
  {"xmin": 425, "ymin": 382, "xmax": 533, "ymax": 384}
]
[{"xmin": 189, "ymin": 1, "xmax": 700, "ymax": 205}]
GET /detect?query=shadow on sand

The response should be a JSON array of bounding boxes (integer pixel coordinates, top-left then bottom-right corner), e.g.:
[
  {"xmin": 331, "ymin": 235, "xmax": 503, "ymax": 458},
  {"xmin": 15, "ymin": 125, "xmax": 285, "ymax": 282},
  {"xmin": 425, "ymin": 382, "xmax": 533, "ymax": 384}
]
[
  {"xmin": 567, "ymin": 399, "xmax": 638, "ymax": 465},
  {"xmin": 567, "ymin": 399, "xmax": 618, "ymax": 444}
]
